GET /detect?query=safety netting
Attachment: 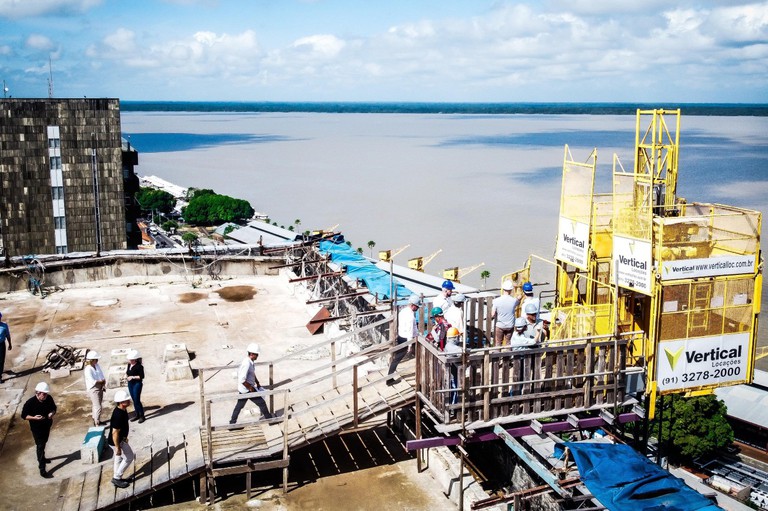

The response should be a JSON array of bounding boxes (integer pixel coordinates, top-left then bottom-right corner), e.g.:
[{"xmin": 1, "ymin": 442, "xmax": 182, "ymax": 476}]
[
  {"xmin": 565, "ymin": 442, "xmax": 722, "ymax": 511},
  {"xmin": 318, "ymin": 240, "xmax": 412, "ymax": 302}
]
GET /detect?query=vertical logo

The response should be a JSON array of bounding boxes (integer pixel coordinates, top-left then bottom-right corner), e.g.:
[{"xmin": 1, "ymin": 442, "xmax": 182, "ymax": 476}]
[{"xmin": 664, "ymin": 346, "xmax": 684, "ymax": 370}]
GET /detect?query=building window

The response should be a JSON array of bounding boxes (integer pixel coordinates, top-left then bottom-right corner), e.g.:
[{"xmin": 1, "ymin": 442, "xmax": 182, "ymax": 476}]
[
  {"xmin": 52, "ymin": 186, "xmax": 64, "ymax": 200},
  {"xmin": 55, "ymin": 245, "xmax": 67, "ymax": 254},
  {"xmin": 49, "ymin": 156, "xmax": 61, "ymax": 171},
  {"xmin": 54, "ymin": 216, "xmax": 66, "ymax": 229}
]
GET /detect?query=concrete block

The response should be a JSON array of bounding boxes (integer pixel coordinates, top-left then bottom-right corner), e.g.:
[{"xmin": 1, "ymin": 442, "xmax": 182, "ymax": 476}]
[
  {"xmin": 81, "ymin": 426, "xmax": 106, "ymax": 464},
  {"xmin": 166, "ymin": 359, "xmax": 193, "ymax": 381},
  {"xmin": 107, "ymin": 365, "xmax": 126, "ymax": 388},
  {"xmin": 164, "ymin": 343, "xmax": 189, "ymax": 363},
  {"xmin": 109, "ymin": 348, "xmax": 130, "ymax": 368}
]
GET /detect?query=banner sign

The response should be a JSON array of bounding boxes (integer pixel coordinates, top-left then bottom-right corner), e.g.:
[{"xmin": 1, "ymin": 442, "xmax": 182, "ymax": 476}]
[
  {"xmin": 656, "ymin": 333, "xmax": 750, "ymax": 392},
  {"xmin": 612, "ymin": 236, "xmax": 652, "ymax": 295},
  {"xmin": 555, "ymin": 216, "xmax": 590, "ymax": 270},
  {"xmin": 660, "ymin": 254, "xmax": 756, "ymax": 281}
]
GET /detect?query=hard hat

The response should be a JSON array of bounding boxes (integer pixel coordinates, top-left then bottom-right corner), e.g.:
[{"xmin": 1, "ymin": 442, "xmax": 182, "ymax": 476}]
[
  {"xmin": 35, "ymin": 382, "xmax": 50, "ymax": 394},
  {"xmin": 408, "ymin": 294, "xmax": 422, "ymax": 306},
  {"xmin": 126, "ymin": 349, "xmax": 141, "ymax": 360},
  {"xmin": 114, "ymin": 389, "xmax": 131, "ymax": 403},
  {"xmin": 447, "ymin": 327, "xmax": 460, "ymax": 338},
  {"xmin": 441, "ymin": 280, "xmax": 455, "ymax": 290},
  {"xmin": 522, "ymin": 282, "xmax": 533, "ymax": 294},
  {"xmin": 431, "ymin": 307, "xmax": 444, "ymax": 316},
  {"xmin": 86, "ymin": 351, "xmax": 100, "ymax": 360},
  {"xmin": 246, "ymin": 343, "xmax": 260, "ymax": 355},
  {"xmin": 453, "ymin": 293, "xmax": 466, "ymax": 303},
  {"xmin": 502, "ymin": 280, "xmax": 514, "ymax": 291},
  {"xmin": 515, "ymin": 317, "xmax": 527, "ymax": 329},
  {"xmin": 524, "ymin": 302, "xmax": 538, "ymax": 315}
]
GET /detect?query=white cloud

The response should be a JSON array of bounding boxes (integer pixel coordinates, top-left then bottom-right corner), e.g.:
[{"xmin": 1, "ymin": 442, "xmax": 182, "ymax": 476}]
[
  {"xmin": 0, "ymin": 0, "xmax": 101, "ymax": 19},
  {"xmin": 291, "ymin": 34, "xmax": 346, "ymax": 58},
  {"xmin": 26, "ymin": 34, "xmax": 55, "ymax": 51}
]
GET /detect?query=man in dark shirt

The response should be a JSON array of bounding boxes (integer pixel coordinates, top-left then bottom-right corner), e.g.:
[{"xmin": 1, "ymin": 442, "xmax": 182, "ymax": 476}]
[
  {"xmin": 107, "ymin": 390, "xmax": 133, "ymax": 488},
  {"xmin": 21, "ymin": 382, "xmax": 57, "ymax": 478}
]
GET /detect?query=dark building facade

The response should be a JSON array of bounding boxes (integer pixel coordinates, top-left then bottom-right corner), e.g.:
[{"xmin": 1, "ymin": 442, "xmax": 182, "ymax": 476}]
[{"xmin": 0, "ymin": 98, "xmax": 137, "ymax": 257}]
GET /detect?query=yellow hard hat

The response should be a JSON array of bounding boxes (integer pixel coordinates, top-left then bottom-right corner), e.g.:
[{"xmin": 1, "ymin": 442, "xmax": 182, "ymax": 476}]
[{"xmin": 447, "ymin": 327, "xmax": 460, "ymax": 337}]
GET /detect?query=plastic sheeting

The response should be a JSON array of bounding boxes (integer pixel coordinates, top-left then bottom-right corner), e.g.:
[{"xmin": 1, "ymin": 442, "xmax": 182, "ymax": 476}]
[
  {"xmin": 565, "ymin": 442, "xmax": 722, "ymax": 511},
  {"xmin": 318, "ymin": 240, "xmax": 412, "ymax": 302}
]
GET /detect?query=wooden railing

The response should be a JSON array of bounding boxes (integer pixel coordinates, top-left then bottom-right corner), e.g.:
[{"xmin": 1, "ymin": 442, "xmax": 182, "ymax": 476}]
[{"xmin": 415, "ymin": 331, "xmax": 645, "ymax": 426}]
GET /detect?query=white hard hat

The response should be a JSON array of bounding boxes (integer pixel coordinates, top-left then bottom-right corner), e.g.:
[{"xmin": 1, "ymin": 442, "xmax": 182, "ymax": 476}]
[
  {"xmin": 126, "ymin": 349, "xmax": 141, "ymax": 360},
  {"xmin": 453, "ymin": 293, "xmax": 466, "ymax": 303},
  {"xmin": 515, "ymin": 317, "xmax": 527, "ymax": 329},
  {"xmin": 502, "ymin": 280, "xmax": 514, "ymax": 291},
  {"xmin": 86, "ymin": 351, "xmax": 100, "ymax": 360},
  {"xmin": 35, "ymin": 382, "xmax": 50, "ymax": 394},
  {"xmin": 524, "ymin": 302, "xmax": 538, "ymax": 315},
  {"xmin": 114, "ymin": 389, "xmax": 131, "ymax": 403},
  {"xmin": 246, "ymin": 343, "xmax": 260, "ymax": 355},
  {"xmin": 408, "ymin": 294, "xmax": 422, "ymax": 306}
]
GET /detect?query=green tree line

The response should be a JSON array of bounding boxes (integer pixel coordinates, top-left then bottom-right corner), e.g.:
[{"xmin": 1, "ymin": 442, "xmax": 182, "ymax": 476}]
[{"xmin": 182, "ymin": 189, "xmax": 254, "ymax": 225}]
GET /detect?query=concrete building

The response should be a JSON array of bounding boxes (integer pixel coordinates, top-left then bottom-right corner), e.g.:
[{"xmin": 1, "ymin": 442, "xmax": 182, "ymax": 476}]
[{"xmin": 0, "ymin": 98, "xmax": 139, "ymax": 257}]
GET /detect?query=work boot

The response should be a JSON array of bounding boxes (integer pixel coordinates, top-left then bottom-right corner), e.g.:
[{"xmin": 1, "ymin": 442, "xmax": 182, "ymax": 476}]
[
  {"xmin": 138, "ymin": 416, "xmax": 145, "ymax": 424},
  {"xmin": 112, "ymin": 478, "xmax": 129, "ymax": 488}
]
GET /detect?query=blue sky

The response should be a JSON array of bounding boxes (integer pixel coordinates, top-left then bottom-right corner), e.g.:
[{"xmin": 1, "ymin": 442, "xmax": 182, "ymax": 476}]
[{"xmin": 1, "ymin": 0, "xmax": 766, "ymax": 102}]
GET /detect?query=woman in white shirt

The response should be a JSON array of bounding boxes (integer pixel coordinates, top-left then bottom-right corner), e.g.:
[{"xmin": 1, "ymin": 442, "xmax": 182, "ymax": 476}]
[{"xmin": 84, "ymin": 351, "xmax": 106, "ymax": 426}]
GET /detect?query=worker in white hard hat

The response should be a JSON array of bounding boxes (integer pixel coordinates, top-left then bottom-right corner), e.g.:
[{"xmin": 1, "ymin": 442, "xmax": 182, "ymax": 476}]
[
  {"xmin": 21, "ymin": 382, "xmax": 57, "ymax": 478},
  {"xmin": 108, "ymin": 389, "xmax": 134, "ymax": 488},
  {"xmin": 0, "ymin": 311, "xmax": 12, "ymax": 384},
  {"xmin": 443, "ymin": 293, "xmax": 466, "ymax": 337},
  {"xmin": 125, "ymin": 349, "xmax": 145, "ymax": 423},
  {"xmin": 388, "ymin": 294, "xmax": 422, "ymax": 386},
  {"xmin": 84, "ymin": 351, "xmax": 106, "ymax": 426},
  {"xmin": 230, "ymin": 343, "xmax": 273, "ymax": 424},
  {"xmin": 509, "ymin": 317, "xmax": 536, "ymax": 349},
  {"xmin": 522, "ymin": 302, "xmax": 540, "ymax": 339},
  {"xmin": 492, "ymin": 280, "xmax": 520, "ymax": 346}
]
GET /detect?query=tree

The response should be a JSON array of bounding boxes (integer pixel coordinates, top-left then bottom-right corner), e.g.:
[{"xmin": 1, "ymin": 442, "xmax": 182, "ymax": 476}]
[
  {"xmin": 367, "ymin": 240, "xmax": 376, "ymax": 257},
  {"xmin": 357, "ymin": 247, "xmax": 363, "ymax": 255},
  {"xmin": 136, "ymin": 187, "xmax": 176, "ymax": 216},
  {"xmin": 181, "ymin": 190, "xmax": 254, "ymax": 225},
  {"xmin": 294, "ymin": 219, "xmax": 301, "ymax": 230},
  {"xmin": 181, "ymin": 232, "xmax": 198, "ymax": 246},
  {"xmin": 161, "ymin": 220, "xmax": 178, "ymax": 233},
  {"xmin": 480, "ymin": 270, "xmax": 491, "ymax": 289},
  {"xmin": 652, "ymin": 394, "xmax": 733, "ymax": 463}
]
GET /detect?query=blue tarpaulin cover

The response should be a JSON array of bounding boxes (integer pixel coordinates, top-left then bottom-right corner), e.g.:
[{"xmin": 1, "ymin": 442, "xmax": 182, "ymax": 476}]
[
  {"xmin": 565, "ymin": 442, "xmax": 722, "ymax": 511},
  {"xmin": 318, "ymin": 240, "xmax": 412, "ymax": 302}
]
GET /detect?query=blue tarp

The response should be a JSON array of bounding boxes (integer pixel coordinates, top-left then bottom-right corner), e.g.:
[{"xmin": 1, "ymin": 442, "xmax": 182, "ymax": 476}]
[
  {"xmin": 565, "ymin": 442, "xmax": 722, "ymax": 511},
  {"xmin": 318, "ymin": 240, "xmax": 412, "ymax": 301}
]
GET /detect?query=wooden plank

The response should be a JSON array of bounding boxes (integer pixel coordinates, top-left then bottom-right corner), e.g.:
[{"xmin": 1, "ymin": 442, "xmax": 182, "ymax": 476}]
[
  {"xmin": 96, "ymin": 453, "xmax": 117, "ymax": 510},
  {"xmin": 58, "ymin": 472, "xmax": 86, "ymax": 511},
  {"xmin": 78, "ymin": 466, "xmax": 103, "ymax": 511},
  {"xmin": 168, "ymin": 431, "xmax": 188, "ymax": 481},
  {"xmin": 150, "ymin": 437, "xmax": 170, "ymax": 488},
  {"xmin": 53, "ymin": 479, "xmax": 70, "ymax": 511},
  {"xmin": 131, "ymin": 443, "xmax": 154, "ymax": 497},
  {"xmin": 185, "ymin": 429, "xmax": 205, "ymax": 471}
]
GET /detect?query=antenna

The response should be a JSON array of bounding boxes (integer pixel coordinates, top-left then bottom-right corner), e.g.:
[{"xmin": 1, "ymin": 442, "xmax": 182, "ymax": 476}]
[
  {"xmin": 2, "ymin": 79, "xmax": 8, "ymax": 98},
  {"xmin": 47, "ymin": 56, "xmax": 54, "ymax": 98}
]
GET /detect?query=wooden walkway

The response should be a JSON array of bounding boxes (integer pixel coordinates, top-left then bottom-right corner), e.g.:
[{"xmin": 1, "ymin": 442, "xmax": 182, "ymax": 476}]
[
  {"xmin": 203, "ymin": 364, "xmax": 416, "ymax": 467},
  {"xmin": 54, "ymin": 429, "xmax": 205, "ymax": 511}
]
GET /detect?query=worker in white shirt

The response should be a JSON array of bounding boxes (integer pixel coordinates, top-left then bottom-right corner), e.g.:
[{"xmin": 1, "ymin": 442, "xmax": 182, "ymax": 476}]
[
  {"xmin": 492, "ymin": 280, "xmax": 520, "ymax": 346},
  {"xmin": 388, "ymin": 294, "xmax": 421, "ymax": 386},
  {"xmin": 443, "ymin": 293, "xmax": 466, "ymax": 335},
  {"xmin": 433, "ymin": 280, "xmax": 455, "ymax": 312}
]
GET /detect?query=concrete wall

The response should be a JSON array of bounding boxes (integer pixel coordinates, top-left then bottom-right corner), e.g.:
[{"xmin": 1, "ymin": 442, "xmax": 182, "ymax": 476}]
[{"xmin": 0, "ymin": 254, "xmax": 283, "ymax": 293}]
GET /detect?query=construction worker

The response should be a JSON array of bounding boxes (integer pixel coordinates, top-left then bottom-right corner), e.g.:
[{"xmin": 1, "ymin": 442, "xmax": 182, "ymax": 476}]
[
  {"xmin": 21, "ymin": 382, "xmax": 56, "ymax": 478},
  {"xmin": 510, "ymin": 317, "xmax": 536, "ymax": 349},
  {"xmin": 230, "ymin": 343, "xmax": 272, "ymax": 424},
  {"xmin": 521, "ymin": 281, "xmax": 539, "ymax": 314},
  {"xmin": 522, "ymin": 302, "xmax": 539, "ymax": 339},
  {"xmin": 388, "ymin": 294, "xmax": 421, "ymax": 386},
  {"xmin": 432, "ymin": 280, "xmax": 455, "ymax": 312},
  {"xmin": 443, "ymin": 293, "xmax": 466, "ymax": 335},
  {"xmin": 444, "ymin": 327, "xmax": 463, "ymax": 409},
  {"xmin": 492, "ymin": 280, "xmax": 519, "ymax": 346},
  {"xmin": 426, "ymin": 307, "xmax": 449, "ymax": 350}
]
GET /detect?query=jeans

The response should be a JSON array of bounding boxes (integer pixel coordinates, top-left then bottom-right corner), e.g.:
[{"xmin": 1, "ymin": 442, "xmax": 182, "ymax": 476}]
[
  {"xmin": 128, "ymin": 380, "xmax": 144, "ymax": 418},
  {"xmin": 388, "ymin": 336, "xmax": 408, "ymax": 378},
  {"xmin": 111, "ymin": 440, "xmax": 134, "ymax": 480},
  {"xmin": 230, "ymin": 391, "xmax": 272, "ymax": 423}
]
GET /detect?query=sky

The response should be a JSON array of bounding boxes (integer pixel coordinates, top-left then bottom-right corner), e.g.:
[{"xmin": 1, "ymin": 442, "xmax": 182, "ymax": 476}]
[{"xmin": 0, "ymin": 0, "xmax": 766, "ymax": 103}]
